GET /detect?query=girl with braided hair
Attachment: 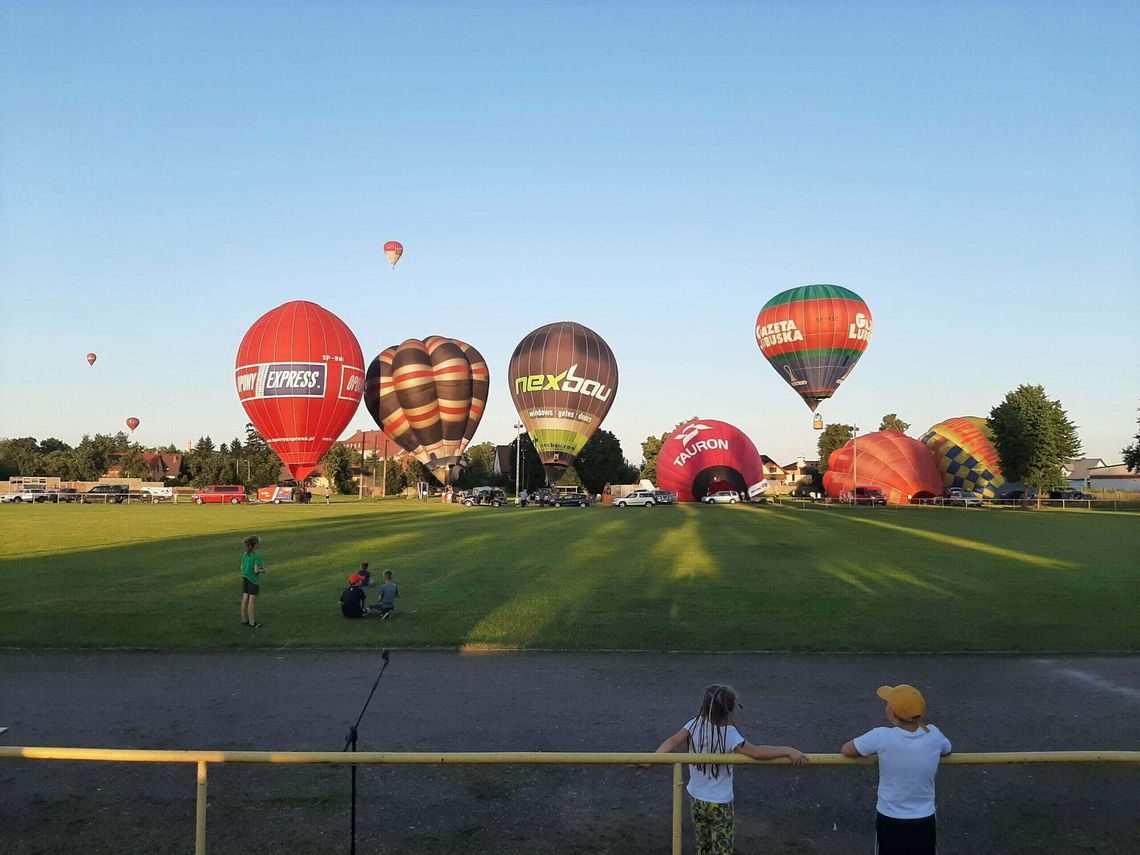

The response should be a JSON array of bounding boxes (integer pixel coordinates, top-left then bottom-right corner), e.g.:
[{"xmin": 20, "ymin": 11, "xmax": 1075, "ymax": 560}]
[{"xmin": 639, "ymin": 684, "xmax": 808, "ymax": 855}]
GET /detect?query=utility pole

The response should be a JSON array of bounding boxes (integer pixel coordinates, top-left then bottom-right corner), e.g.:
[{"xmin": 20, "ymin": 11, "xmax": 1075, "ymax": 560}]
[
  {"xmin": 514, "ymin": 422, "xmax": 523, "ymax": 503},
  {"xmin": 381, "ymin": 437, "xmax": 389, "ymax": 497},
  {"xmin": 852, "ymin": 425, "xmax": 860, "ymax": 500}
]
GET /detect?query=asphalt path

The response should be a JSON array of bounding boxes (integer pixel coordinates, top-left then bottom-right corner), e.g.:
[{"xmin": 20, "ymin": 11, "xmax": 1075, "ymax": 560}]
[{"xmin": 1, "ymin": 651, "xmax": 1138, "ymax": 854}]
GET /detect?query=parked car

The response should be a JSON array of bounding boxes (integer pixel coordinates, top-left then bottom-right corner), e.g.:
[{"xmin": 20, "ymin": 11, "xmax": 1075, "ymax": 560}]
[
  {"xmin": 52, "ymin": 488, "xmax": 80, "ymax": 503},
  {"xmin": 1048, "ymin": 489, "xmax": 1096, "ymax": 501},
  {"xmin": 702, "ymin": 490, "xmax": 740, "ymax": 504},
  {"xmin": 550, "ymin": 491, "xmax": 591, "ymax": 507},
  {"xmin": 839, "ymin": 487, "xmax": 887, "ymax": 506},
  {"xmin": 613, "ymin": 489, "xmax": 656, "ymax": 508},
  {"xmin": 462, "ymin": 488, "xmax": 506, "ymax": 507},
  {"xmin": 140, "ymin": 486, "xmax": 174, "ymax": 503},
  {"xmin": 192, "ymin": 485, "xmax": 248, "ymax": 505},
  {"xmin": 652, "ymin": 490, "xmax": 677, "ymax": 505},
  {"xmin": 3, "ymin": 487, "xmax": 51, "ymax": 503},
  {"xmin": 82, "ymin": 484, "xmax": 130, "ymax": 504},
  {"xmin": 791, "ymin": 484, "xmax": 824, "ymax": 501},
  {"xmin": 943, "ymin": 488, "xmax": 982, "ymax": 507}
]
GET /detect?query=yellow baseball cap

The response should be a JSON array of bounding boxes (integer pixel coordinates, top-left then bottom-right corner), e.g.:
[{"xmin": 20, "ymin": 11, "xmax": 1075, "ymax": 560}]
[{"xmin": 877, "ymin": 684, "xmax": 926, "ymax": 720}]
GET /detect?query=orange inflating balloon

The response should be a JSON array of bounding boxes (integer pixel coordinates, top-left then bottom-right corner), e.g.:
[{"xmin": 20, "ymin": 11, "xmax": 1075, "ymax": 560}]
[
  {"xmin": 822, "ymin": 430, "xmax": 943, "ymax": 505},
  {"xmin": 383, "ymin": 241, "xmax": 403, "ymax": 268},
  {"xmin": 86, "ymin": 353, "xmax": 97, "ymax": 366}
]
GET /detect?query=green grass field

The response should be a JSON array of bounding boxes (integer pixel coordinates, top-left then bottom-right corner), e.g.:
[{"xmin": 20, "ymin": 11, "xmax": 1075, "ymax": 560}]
[{"xmin": 1, "ymin": 500, "xmax": 1136, "ymax": 652}]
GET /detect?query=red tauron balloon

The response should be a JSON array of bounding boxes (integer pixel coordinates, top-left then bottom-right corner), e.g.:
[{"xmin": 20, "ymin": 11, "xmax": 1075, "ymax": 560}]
[
  {"xmin": 235, "ymin": 301, "xmax": 365, "ymax": 482},
  {"xmin": 657, "ymin": 418, "xmax": 766, "ymax": 503},
  {"xmin": 822, "ymin": 429, "xmax": 943, "ymax": 505}
]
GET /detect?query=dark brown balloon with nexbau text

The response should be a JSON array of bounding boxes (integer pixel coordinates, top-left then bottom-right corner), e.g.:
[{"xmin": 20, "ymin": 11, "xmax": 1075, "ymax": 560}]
[{"xmin": 508, "ymin": 321, "xmax": 619, "ymax": 484}]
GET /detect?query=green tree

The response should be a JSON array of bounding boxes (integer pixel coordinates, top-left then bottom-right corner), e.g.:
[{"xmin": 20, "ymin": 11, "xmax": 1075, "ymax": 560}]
[
  {"xmin": 989, "ymin": 384, "xmax": 1081, "ymax": 492},
  {"xmin": 118, "ymin": 445, "xmax": 154, "ymax": 479},
  {"xmin": 1123, "ymin": 407, "xmax": 1140, "ymax": 473},
  {"xmin": 456, "ymin": 442, "xmax": 495, "ymax": 488},
  {"xmin": 817, "ymin": 424, "xmax": 854, "ymax": 473},
  {"xmin": 38, "ymin": 437, "xmax": 71, "ymax": 455},
  {"xmin": 405, "ymin": 458, "xmax": 437, "ymax": 491},
  {"xmin": 0, "ymin": 437, "xmax": 42, "ymax": 477},
  {"xmin": 71, "ymin": 434, "xmax": 118, "ymax": 480},
  {"xmin": 878, "ymin": 413, "xmax": 910, "ymax": 433},
  {"xmin": 382, "ymin": 457, "xmax": 407, "ymax": 495},
  {"xmin": 639, "ymin": 432, "xmax": 669, "ymax": 482},
  {"xmin": 320, "ymin": 443, "xmax": 356, "ymax": 494},
  {"xmin": 575, "ymin": 429, "xmax": 633, "ymax": 494},
  {"xmin": 508, "ymin": 432, "xmax": 546, "ymax": 492}
]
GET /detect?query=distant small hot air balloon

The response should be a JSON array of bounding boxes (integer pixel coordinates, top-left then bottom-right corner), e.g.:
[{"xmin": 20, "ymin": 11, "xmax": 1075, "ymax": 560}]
[
  {"xmin": 126, "ymin": 417, "xmax": 140, "ymax": 432},
  {"xmin": 508, "ymin": 321, "xmax": 619, "ymax": 484},
  {"xmin": 86, "ymin": 353, "xmax": 97, "ymax": 366},
  {"xmin": 383, "ymin": 241, "xmax": 403, "ymax": 268},
  {"xmin": 755, "ymin": 284, "xmax": 873, "ymax": 411},
  {"xmin": 364, "ymin": 336, "xmax": 489, "ymax": 485}
]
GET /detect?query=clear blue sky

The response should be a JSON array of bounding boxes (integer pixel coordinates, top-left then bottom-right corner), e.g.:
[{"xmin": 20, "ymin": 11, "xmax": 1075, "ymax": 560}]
[{"xmin": 2, "ymin": 1, "xmax": 1138, "ymax": 466}]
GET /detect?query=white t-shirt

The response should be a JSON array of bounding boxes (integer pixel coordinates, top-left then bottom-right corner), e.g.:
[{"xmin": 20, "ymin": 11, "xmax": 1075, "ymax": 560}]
[
  {"xmin": 683, "ymin": 717, "xmax": 745, "ymax": 804},
  {"xmin": 852, "ymin": 725, "xmax": 952, "ymax": 819}
]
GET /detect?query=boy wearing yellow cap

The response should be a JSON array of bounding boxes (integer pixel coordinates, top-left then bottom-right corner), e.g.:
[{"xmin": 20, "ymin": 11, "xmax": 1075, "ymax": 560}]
[{"xmin": 841, "ymin": 684, "xmax": 952, "ymax": 855}]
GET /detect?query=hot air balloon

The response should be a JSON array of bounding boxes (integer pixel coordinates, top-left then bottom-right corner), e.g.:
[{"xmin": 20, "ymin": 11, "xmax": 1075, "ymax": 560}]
[
  {"xmin": 657, "ymin": 419, "xmax": 766, "ymax": 502},
  {"xmin": 235, "ymin": 301, "xmax": 365, "ymax": 482},
  {"xmin": 86, "ymin": 353, "xmax": 97, "ymax": 366},
  {"xmin": 822, "ymin": 429, "xmax": 943, "ymax": 504},
  {"xmin": 383, "ymin": 241, "xmax": 403, "ymax": 268},
  {"xmin": 125, "ymin": 417, "xmax": 140, "ymax": 432},
  {"xmin": 755, "ymin": 284, "xmax": 872, "ymax": 411},
  {"xmin": 508, "ymin": 321, "xmax": 618, "ymax": 484},
  {"xmin": 920, "ymin": 416, "xmax": 1007, "ymax": 499},
  {"xmin": 364, "ymin": 336, "xmax": 489, "ymax": 485}
]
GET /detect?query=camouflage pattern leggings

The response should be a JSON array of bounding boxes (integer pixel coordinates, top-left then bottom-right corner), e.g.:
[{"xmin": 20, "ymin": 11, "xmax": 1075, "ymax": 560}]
[{"xmin": 691, "ymin": 798, "xmax": 735, "ymax": 855}]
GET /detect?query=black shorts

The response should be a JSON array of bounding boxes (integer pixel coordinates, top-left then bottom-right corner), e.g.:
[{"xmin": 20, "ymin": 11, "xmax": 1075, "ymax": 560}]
[
  {"xmin": 242, "ymin": 578, "xmax": 260, "ymax": 595},
  {"xmin": 875, "ymin": 811, "xmax": 936, "ymax": 855}
]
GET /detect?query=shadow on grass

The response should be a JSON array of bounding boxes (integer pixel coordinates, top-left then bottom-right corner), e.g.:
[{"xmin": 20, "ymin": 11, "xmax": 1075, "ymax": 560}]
[{"xmin": 1, "ymin": 502, "xmax": 1136, "ymax": 651}]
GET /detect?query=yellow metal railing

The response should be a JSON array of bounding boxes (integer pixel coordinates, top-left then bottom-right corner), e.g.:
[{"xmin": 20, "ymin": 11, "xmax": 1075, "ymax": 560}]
[{"xmin": 4, "ymin": 747, "xmax": 1138, "ymax": 855}]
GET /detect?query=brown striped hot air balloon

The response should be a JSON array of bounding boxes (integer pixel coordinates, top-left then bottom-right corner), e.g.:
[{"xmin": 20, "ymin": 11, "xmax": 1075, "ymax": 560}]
[
  {"xmin": 364, "ymin": 336, "xmax": 489, "ymax": 484},
  {"xmin": 508, "ymin": 321, "xmax": 618, "ymax": 484}
]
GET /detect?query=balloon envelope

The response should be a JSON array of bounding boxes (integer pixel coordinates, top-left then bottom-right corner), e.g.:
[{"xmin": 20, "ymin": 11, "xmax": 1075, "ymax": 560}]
[
  {"xmin": 823, "ymin": 430, "xmax": 943, "ymax": 504},
  {"xmin": 920, "ymin": 416, "xmax": 1007, "ymax": 499},
  {"xmin": 755, "ymin": 284, "xmax": 872, "ymax": 411},
  {"xmin": 235, "ymin": 301, "xmax": 365, "ymax": 482},
  {"xmin": 125, "ymin": 417, "xmax": 139, "ymax": 432},
  {"xmin": 657, "ymin": 419, "xmax": 766, "ymax": 502},
  {"xmin": 364, "ymin": 336, "xmax": 489, "ymax": 484},
  {"xmin": 508, "ymin": 321, "xmax": 618, "ymax": 484},
  {"xmin": 86, "ymin": 353, "xmax": 97, "ymax": 366},
  {"xmin": 383, "ymin": 241, "xmax": 403, "ymax": 268}
]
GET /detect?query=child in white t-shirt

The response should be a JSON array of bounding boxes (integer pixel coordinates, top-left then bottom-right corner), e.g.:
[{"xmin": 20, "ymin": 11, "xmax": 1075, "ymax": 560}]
[
  {"xmin": 640, "ymin": 684, "xmax": 808, "ymax": 855},
  {"xmin": 842, "ymin": 684, "xmax": 952, "ymax": 855}
]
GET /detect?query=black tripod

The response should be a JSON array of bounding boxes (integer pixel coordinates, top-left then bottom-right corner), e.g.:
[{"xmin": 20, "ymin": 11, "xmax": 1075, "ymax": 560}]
[{"xmin": 343, "ymin": 649, "xmax": 390, "ymax": 854}]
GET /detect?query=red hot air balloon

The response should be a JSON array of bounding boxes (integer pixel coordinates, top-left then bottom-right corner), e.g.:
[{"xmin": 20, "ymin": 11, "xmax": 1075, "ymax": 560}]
[
  {"xmin": 125, "ymin": 417, "xmax": 140, "ymax": 432},
  {"xmin": 86, "ymin": 353, "xmax": 97, "ymax": 366},
  {"xmin": 822, "ymin": 429, "xmax": 943, "ymax": 505},
  {"xmin": 755, "ymin": 284, "xmax": 873, "ymax": 411},
  {"xmin": 235, "ymin": 301, "xmax": 365, "ymax": 482},
  {"xmin": 657, "ymin": 419, "xmax": 766, "ymax": 502},
  {"xmin": 364, "ymin": 336, "xmax": 489, "ymax": 484},
  {"xmin": 383, "ymin": 241, "xmax": 403, "ymax": 268}
]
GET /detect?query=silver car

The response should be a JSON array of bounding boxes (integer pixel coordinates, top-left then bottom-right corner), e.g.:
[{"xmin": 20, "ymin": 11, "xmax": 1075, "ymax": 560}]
[
  {"xmin": 702, "ymin": 491, "xmax": 740, "ymax": 504},
  {"xmin": 613, "ymin": 490, "xmax": 656, "ymax": 508}
]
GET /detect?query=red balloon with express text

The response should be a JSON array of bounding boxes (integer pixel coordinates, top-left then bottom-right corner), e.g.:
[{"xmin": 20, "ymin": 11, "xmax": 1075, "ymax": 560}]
[{"xmin": 235, "ymin": 301, "xmax": 365, "ymax": 481}]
